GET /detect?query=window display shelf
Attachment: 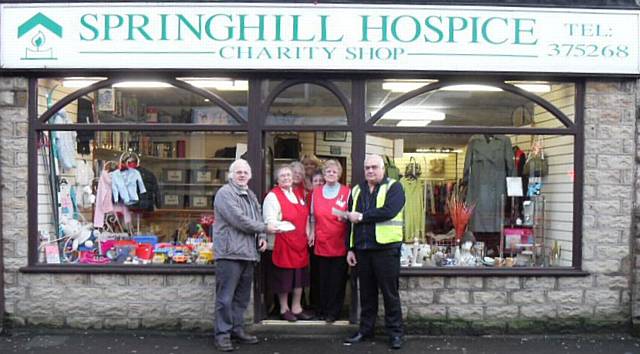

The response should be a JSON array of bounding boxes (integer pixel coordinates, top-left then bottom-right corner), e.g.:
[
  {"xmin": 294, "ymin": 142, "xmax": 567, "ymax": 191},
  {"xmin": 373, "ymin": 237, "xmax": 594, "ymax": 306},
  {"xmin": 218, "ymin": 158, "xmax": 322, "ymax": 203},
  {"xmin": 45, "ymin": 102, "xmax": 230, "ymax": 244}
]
[
  {"xmin": 153, "ymin": 208, "xmax": 212, "ymax": 213},
  {"xmin": 158, "ymin": 183, "xmax": 223, "ymax": 187}
]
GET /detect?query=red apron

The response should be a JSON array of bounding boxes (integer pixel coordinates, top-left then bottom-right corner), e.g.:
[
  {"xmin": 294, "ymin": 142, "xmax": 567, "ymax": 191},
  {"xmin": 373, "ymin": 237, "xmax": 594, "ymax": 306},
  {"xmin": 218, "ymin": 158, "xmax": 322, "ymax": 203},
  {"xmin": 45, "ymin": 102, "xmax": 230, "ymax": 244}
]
[
  {"xmin": 312, "ymin": 185, "xmax": 350, "ymax": 257},
  {"xmin": 293, "ymin": 184, "xmax": 311, "ymax": 211},
  {"xmin": 272, "ymin": 186, "xmax": 309, "ymax": 269}
]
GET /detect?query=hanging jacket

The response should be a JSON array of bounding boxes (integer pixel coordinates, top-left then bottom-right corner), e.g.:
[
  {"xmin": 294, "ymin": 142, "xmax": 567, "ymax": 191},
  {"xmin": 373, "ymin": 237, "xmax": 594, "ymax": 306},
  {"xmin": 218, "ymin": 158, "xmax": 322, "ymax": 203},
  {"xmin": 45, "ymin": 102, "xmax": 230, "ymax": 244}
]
[
  {"xmin": 111, "ymin": 170, "xmax": 129, "ymax": 204},
  {"xmin": 111, "ymin": 168, "xmax": 146, "ymax": 205},
  {"xmin": 94, "ymin": 171, "xmax": 114, "ymax": 227},
  {"xmin": 123, "ymin": 168, "xmax": 146, "ymax": 206},
  {"xmin": 130, "ymin": 166, "xmax": 158, "ymax": 211},
  {"xmin": 50, "ymin": 110, "xmax": 77, "ymax": 170}
]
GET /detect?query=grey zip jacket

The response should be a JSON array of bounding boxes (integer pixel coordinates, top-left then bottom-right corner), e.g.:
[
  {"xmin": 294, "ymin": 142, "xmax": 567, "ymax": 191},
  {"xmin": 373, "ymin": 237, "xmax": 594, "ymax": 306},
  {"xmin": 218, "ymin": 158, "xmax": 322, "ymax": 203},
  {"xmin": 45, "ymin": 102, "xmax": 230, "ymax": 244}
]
[{"xmin": 212, "ymin": 181, "xmax": 267, "ymax": 261}]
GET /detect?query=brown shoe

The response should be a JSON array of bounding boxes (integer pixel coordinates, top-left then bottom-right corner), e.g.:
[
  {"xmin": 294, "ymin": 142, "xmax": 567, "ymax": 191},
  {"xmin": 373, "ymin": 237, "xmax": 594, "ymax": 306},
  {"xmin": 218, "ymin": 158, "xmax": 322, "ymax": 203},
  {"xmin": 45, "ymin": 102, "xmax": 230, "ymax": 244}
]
[
  {"xmin": 281, "ymin": 310, "xmax": 297, "ymax": 322},
  {"xmin": 293, "ymin": 310, "xmax": 314, "ymax": 320},
  {"xmin": 214, "ymin": 335, "xmax": 234, "ymax": 352}
]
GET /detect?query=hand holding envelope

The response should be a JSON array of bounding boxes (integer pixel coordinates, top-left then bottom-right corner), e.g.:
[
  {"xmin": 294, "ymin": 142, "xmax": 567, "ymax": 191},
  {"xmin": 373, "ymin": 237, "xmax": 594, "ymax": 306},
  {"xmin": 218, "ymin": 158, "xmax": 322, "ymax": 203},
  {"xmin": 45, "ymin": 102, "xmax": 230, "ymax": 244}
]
[{"xmin": 274, "ymin": 221, "xmax": 295, "ymax": 232}]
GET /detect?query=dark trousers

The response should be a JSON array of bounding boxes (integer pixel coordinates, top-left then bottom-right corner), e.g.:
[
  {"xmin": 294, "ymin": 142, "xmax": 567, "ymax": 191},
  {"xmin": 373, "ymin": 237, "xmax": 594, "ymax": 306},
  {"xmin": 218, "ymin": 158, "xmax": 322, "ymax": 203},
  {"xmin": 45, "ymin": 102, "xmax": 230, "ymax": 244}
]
[
  {"xmin": 316, "ymin": 255, "xmax": 348, "ymax": 319},
  {"xmin": 215, "ymin": 259, "xmax": 254, "ymax": 336},
  {"xmin": 356, "ymin": 248, "xmax": 403, "ymax": 337},
  {"xmin": 308, "ymin": 248, "xmax": 321, "ymax": 310}
]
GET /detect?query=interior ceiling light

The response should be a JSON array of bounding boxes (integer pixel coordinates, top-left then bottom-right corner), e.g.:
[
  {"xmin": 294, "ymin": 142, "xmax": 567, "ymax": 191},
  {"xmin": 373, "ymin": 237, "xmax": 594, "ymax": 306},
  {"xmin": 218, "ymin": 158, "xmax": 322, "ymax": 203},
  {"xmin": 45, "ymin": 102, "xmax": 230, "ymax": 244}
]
[
  {"xmin": 441, "ymin": 84, "xmax": 502, "ymax": 92},
  {"xmin": 62, "ymin": 77, "xmax": 249, "ymax": 90},
  {"xmin": 113, "ymin": 81, "xmax": 172, "ymax": 88},
  {"xmin": 179, "ymin": 78, "xmax": 248, "ymax": 91},
  {"xmin": 397, "ymin": 120, "xmax": 430, "ymax": 127},
  {"xmin": 382, "ymin": 79, "xmax": 437, "ymax": 92},
  {"xmin": 60, "ymin": 77, "xmax": 107, "ymax": 88},
  {"xmin": 382, "ymin": 108, "xmax": 446, "ymax": 121},
  {"xmin": 382, "ymin": 80, "xmax": 551, "ymax": 93},
  {"xmin": 508, "ymin": 83, "xmax": 552, "ymax": 93}
]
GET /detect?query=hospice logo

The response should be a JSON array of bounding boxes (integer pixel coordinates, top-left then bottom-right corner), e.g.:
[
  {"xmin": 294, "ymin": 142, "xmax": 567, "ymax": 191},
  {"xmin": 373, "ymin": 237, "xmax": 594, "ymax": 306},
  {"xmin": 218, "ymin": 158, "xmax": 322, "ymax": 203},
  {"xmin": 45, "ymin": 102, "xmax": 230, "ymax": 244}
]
[{"xmin": 18, "ymin": 12, "xmax": 62, "ymax": 61}]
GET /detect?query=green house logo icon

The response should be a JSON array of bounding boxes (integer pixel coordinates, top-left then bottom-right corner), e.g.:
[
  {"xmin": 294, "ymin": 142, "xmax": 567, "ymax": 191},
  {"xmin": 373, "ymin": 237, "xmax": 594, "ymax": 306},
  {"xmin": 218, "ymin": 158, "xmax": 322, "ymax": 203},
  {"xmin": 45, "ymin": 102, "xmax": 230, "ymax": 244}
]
[{"xmin": 18, "ymin": 12, "xmax": 62, "ymax": 61}]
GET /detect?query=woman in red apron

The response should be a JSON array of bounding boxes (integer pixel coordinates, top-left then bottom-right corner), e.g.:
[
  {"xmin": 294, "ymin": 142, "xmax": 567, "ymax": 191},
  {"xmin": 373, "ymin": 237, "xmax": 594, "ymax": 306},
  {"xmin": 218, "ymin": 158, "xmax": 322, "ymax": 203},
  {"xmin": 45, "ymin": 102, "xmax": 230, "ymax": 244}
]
[
  {"xmin": 309, "ymin": 159, "xmax": 350, "ymax": 322},
  {"xmin": 263, "ymin": 166, "xmax": 312, "ymax": 321}
]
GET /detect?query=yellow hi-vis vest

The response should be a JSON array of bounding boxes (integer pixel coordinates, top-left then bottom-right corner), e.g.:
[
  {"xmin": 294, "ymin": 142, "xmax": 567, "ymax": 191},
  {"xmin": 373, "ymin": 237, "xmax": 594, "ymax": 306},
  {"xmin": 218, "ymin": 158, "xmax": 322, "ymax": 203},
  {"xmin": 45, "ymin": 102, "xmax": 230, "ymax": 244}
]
[{"xmin": 349, "ymin": 179, "xmax": 404, "ymax": 248}]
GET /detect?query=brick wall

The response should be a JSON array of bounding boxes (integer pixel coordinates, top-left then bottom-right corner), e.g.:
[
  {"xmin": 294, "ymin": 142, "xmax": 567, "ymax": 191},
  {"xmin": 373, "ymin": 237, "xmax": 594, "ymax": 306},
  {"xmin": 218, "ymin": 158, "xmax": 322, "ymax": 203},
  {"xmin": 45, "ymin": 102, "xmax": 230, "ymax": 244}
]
[{"xmin": 0, "ymin": 77, "xmax": 636, "ymax": 333}]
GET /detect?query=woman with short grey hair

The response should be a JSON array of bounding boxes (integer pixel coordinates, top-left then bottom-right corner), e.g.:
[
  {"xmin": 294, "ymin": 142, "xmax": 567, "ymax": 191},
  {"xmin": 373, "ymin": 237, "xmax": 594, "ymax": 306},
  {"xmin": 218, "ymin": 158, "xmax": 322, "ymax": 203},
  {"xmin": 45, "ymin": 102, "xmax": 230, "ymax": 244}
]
[{"xmin": 263, "ymin": 165, "xmax": 313, "ymax": 321}]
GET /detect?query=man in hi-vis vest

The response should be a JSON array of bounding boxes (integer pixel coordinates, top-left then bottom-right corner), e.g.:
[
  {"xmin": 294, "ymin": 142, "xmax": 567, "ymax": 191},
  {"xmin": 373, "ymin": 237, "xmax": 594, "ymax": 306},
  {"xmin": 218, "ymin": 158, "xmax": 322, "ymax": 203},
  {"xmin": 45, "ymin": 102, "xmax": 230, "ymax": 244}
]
[{"xmin": 343, "ymin": 154, "xmax": 406, "ymax": 350}]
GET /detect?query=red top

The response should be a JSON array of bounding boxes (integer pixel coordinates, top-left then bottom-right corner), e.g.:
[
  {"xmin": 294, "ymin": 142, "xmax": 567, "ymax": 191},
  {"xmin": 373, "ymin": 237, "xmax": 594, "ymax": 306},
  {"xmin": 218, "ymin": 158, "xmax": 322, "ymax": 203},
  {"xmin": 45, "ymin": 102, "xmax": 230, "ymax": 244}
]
[
  {"xmin": 271, "ymin": 186, "xmax": 309, "ymax": 269},
  {"xmin": 312, "ymin": 185, "xmax": 350, "ymax": 257}
]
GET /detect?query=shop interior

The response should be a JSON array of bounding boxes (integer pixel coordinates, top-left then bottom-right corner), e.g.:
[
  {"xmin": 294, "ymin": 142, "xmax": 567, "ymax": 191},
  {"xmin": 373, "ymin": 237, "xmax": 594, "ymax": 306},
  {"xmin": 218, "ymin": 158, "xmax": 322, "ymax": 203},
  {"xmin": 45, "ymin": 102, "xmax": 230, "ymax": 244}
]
[{"xmin": 35, "ymin": 78, "xmax": 575, "ymax": 271}]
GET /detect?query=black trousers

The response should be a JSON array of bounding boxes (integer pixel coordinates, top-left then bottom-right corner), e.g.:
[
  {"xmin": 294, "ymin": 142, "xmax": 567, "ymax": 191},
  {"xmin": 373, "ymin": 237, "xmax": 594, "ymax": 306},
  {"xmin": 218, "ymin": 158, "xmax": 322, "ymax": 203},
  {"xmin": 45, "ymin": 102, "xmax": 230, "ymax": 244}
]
[
  {"xmin": 316, "ymin": 255, "xmax": 348, "ymax": 319},
  {"xmin": 355, "ymin": 248, "xmax": 403, "ymax": 337},
  {"xmin": 308, "ymin": 248, "xmax": 321, "ymax": 310}
]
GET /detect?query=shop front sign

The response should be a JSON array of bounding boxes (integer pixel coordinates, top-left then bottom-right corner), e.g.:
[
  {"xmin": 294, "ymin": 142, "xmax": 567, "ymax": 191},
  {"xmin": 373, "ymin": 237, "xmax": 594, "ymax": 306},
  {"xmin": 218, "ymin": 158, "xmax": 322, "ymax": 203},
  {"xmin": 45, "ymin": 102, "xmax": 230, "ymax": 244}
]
[{"xmin": 1, "ymin": 3, "xmax": 638, "ymax": 74}]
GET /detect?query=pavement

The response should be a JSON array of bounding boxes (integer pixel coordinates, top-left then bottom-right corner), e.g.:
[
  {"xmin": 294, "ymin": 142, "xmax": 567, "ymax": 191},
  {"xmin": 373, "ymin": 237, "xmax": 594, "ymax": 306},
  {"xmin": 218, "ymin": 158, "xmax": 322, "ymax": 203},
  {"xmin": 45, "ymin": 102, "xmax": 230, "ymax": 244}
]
[{"xmin": 1, "ymin": 328, "xmax": 640, "ymax": 354}]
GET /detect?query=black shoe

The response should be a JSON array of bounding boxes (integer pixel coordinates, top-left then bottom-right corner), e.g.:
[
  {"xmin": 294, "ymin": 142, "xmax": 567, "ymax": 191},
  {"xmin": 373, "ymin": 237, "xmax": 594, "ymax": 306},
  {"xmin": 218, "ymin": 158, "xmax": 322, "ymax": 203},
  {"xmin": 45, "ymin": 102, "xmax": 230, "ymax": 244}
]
[
  {"xmin": 325, "ymin": 316, "xmax": 336, "ymax": 324},
  {"xmin": 389, "ymin": 336, "xmax": 403, "ymax": 350},
  {"xmin": 343, "ymin": 332, "xmax": 371, "ymax": 345},
  {"xmin": 214, "ymin": 335, "xmax": 234, "ymax": 352},
  {"xmin": 293, "ymin": 310, "xmax": 314, "ymax": 320},
  {"xmin": 231, "ymin": 329, "xmax": 259, "ymax": 345}
]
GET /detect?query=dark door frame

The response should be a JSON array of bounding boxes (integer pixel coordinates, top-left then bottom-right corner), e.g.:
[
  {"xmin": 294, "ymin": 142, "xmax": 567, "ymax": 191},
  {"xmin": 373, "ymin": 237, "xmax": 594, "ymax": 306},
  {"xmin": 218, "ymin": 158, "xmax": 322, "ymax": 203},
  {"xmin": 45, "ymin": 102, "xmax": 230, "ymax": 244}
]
[{"xmin": 251, "ymin": 78, "xmax": 358, "ymax": 323}]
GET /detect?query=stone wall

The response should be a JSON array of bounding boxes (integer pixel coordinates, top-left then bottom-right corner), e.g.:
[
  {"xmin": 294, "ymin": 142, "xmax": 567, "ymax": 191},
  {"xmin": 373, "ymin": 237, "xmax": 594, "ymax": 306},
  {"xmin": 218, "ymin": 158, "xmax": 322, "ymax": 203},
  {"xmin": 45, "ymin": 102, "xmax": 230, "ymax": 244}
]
[
  {"xmin": 0, "ymin": 77, "xmax": 636, "ymax": 332},
  {"xmin": 633, "ymin": 78, "xmax": 640, "ymax": 334}
]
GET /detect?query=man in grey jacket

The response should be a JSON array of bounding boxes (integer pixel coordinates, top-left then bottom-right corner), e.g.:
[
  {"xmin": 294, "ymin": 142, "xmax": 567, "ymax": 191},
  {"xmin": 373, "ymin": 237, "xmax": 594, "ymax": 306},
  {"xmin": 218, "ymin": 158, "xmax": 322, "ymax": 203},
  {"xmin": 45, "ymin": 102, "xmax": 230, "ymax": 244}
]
[{"xmin": 213, "ymin": 159, "xmax": 277, "ymax": 352}]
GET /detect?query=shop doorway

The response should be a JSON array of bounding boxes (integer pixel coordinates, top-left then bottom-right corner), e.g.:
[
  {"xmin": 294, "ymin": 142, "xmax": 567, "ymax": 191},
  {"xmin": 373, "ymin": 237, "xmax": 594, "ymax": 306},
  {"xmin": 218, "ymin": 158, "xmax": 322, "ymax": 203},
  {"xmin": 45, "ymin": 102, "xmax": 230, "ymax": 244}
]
[{"xmin": 256, "ymin": 131, "xmax": 355, "ymax": 324}]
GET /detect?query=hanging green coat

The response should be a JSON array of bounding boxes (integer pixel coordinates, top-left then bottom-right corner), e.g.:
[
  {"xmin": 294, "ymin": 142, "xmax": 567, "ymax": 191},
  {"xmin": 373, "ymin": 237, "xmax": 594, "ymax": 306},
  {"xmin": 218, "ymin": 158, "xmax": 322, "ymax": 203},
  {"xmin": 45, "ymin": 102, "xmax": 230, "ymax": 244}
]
[{"xmin": 463, "ymin": 134, "xmax": 515, "ymax": 233}]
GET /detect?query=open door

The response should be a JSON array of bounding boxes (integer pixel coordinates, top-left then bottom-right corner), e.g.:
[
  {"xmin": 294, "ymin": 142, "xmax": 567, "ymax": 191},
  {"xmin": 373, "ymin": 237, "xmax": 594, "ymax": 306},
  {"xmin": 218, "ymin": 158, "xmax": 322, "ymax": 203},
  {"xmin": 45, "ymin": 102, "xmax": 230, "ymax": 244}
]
[{"xmin": 255, "ymin": 131, "xmax": 356, "ymax": 323}]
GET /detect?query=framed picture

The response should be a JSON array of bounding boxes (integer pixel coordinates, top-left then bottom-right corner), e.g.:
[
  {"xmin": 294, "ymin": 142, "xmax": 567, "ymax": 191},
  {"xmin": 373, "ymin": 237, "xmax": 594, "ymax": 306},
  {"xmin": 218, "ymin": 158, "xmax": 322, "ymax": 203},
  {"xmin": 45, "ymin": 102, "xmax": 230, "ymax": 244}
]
[
  {"xmin": 97, "ymin": 88, "xmax": 115, "ymax": 111},
  {"xmin": 323, "ymin": 131, "xmax": 347, "ymax": 142}
]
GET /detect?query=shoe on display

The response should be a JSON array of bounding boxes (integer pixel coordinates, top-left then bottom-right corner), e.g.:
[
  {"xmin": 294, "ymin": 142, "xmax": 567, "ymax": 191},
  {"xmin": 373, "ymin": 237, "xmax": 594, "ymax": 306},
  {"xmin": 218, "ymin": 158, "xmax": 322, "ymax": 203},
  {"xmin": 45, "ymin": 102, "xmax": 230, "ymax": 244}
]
[
  {"xmin": 231, "ymin": 329, "xmax": 259, "ymax": 345},
  {"xmin": 214, "ymin": 335, "xmax": 234, "ymax": 352},
  {"xmin": 389, "ymin": 336, "xmax": 403, "ymax": 350}
]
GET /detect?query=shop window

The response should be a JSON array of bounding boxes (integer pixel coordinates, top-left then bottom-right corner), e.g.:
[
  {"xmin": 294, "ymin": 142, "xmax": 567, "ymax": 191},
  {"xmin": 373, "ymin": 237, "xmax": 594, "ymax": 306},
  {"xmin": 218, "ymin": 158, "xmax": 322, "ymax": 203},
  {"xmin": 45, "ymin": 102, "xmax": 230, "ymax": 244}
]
[
  {"xmin": 36, "ymin": 128, "xmax": 247, "ymax": 266},
  {"xmin": 40, "ymin": 78, "xmax": 246, "ymax": 125},
  {"xmin": 367, "ymin": 80, "xmax": 573, "ymax": 128},
  {"xmin": 365, "ymin": 132, "xmax": 575, "ymax": 269},
  {"xmin": 265, "ymin": 81, "xmax": 350, "ymax": 126}
]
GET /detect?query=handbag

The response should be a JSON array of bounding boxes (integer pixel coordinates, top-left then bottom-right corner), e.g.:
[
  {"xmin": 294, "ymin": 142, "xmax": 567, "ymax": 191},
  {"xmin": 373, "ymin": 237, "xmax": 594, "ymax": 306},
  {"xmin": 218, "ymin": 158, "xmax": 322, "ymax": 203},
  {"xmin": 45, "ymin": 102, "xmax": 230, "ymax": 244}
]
[{"xmin": 383, "ymin": 155, "xmax": 400, "ymax": 180}]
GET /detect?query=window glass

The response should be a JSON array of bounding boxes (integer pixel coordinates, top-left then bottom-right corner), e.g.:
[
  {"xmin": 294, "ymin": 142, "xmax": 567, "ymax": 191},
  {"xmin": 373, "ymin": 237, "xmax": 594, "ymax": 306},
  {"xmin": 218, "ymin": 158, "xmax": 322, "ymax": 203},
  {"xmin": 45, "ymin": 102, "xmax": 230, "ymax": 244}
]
[
  {"xmin": 365, "ymin": 132, "xmax": 574, "ymax": 268},
  {"xmin": 265, "ymin": 81, "xmax": 350, "ymax": 125},
  {"xmin": 367, "ymin": 80, "xmax": 573, "ymax": 128},
  {"xmin": 41, "ymin": 78, "xmax": 246, "ymax": 125},
  {"xmin": 37, "ymin": 128, "xmax": 247, "ymax": 266}
]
